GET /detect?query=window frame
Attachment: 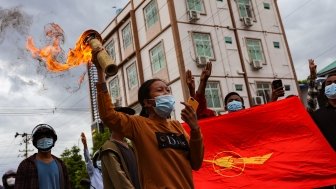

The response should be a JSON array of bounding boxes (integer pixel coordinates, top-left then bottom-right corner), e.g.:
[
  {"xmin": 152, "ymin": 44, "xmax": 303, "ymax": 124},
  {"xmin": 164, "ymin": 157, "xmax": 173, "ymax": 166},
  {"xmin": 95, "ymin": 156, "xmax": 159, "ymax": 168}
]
[
  {"xmin": 144, "ymin": 0, "xmax": 159, "ymax": 30},
  {"xmin": 149, "ymin": 41, "xmax": 166, "ymax": 74},
  {"xmin": 246, "ymin": 38, "xmax": 266, "ymax": 63},
  {"xmin": 105, "ymin": 39, "xmax": 116, "ymax": 61},
  {"xmin": 126, "ymin": 62, "xmax": 139, "ymax": 90},
  {"xmin": 186, "ymin": 0, "xmax": 205, "ymax": 13},
  {"xmin": 122, "ymin": 23, "xmax": 133, "ymax": 50},
  {"xmin": 205, "ymin": 81, "xmax": 223, "ymax": 109},
  {"xmin": 237, "ymin": 0, "xmax": 253, "ymax": 19},
  {"xmin": 192, "ymin": 32, "xmax": 215, "ymax": 59},
  {"xmin": 109, "ymin": 76, "xmax": 121, "ymax": 103},
  {"xmin": 273, "ymin": 41, "xmax": 280, "ymax": 49},
  {"xmin": 256, "ymin": 82, "xmax": 272, "ymax": 103}
]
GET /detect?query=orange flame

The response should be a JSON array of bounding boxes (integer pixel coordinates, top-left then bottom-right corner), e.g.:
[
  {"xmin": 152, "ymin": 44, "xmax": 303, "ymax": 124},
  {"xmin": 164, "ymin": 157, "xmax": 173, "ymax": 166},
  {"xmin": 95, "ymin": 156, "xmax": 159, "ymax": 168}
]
[{"xmin": 26, "ymin": 25, "xmax": 92, "ymax": 72}]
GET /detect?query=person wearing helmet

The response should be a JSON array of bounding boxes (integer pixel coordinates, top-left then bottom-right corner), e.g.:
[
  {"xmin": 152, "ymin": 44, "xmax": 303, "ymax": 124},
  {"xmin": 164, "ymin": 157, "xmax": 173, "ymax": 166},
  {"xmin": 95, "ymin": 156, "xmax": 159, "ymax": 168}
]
[
  {"xmin": 14, "ymin": 124, "xmax": 71, "ymax": 189},
  {"xmin": 2, "ymin": 169, "xmax": 16, "ymax": 189}
]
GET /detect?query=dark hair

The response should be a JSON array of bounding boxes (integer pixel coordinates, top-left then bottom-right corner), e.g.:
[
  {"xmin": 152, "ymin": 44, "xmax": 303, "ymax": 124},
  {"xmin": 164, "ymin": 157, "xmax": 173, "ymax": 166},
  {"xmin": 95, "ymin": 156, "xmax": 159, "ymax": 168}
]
[
  {"xmin": 326, "ymin": 73, "xmax": 336, "ymax": 79},
  {"xmin": 32, "ymin": 124, "xmax": 57, "ymax": 147},
  {"xmin": 224, "ymin": 92, "xmax": 244, "ymax": 106},
  {"xmin": 138, "ymin": 78, "xmax": 163, "ymax": 117}
]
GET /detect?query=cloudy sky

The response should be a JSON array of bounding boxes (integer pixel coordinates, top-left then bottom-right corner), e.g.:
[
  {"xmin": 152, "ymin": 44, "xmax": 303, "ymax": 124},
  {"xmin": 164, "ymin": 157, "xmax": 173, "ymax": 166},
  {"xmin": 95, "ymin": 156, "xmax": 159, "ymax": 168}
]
[{"xmin": 0, "ymin": 0, "xmax": 335, "ymax": 183}]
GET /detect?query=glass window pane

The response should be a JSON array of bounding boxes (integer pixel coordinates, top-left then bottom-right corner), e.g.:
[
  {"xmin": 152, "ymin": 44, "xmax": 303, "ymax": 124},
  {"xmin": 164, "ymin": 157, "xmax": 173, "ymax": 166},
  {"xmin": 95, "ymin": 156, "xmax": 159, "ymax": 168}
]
[
  {"xmin": 193, "ymin": 33, "xmax": 214, "ymax": 58},
  {"xmin": 246, "ymin": 39, "xmax": 264, "ymax": 62},
  {"xmin": 122, "ymin": 24, "xmax": 133, "ymax": 49},
  {"xmin": 105, "ymin": 40, "xmax": 116, "ymax": 60},
  {"xmin": 127, "ymin": 63, "xmax": 138, "ymax": 89},
  {"xmin": 263, "ymin": 2, "xmax": 270, "ymax": 10},
  {"xmin": 273, "ymin": 41, "xmax": 280, "ymax": 48},
  {"xmin": 144, "ymin": 0, "xmax": 159, "ymax": 29},
  {"xmin": 150, "ymin": 42, "xmax": 166, "ymax": 74},
  {"xmin": 109, "ymin": 76, "xmax": 120, "ymax": 102},
  {"xmin": 188, "ymin": 0, "xmax": 203, "ymax": 12},
  {"xmin": 205, "ymin": 81, "xmax": 222, "ymax": 108}
]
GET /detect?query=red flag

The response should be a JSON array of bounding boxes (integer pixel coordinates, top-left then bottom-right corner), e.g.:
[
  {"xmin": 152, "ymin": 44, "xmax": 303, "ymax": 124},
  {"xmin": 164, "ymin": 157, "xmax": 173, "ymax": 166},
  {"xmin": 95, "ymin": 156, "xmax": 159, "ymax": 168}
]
[{"xmin": 185, "ymin": 97, "xmax": 336, "ymax": 189}]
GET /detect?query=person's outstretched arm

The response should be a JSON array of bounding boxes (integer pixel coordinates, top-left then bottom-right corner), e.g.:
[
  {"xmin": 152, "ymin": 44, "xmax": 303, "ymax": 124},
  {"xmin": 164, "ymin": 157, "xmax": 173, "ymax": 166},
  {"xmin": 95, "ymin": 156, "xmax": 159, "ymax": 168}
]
[
  {"xmin": 307, "ymin": 59, "xmax": 318, "ymax": 112},
  {"xmin": 181, "ymin": 102, "xmax": 204, "ymax": 170},
  {"xmin": 81, "ymin": 132, "xmax": 94, "ymax": 176}
]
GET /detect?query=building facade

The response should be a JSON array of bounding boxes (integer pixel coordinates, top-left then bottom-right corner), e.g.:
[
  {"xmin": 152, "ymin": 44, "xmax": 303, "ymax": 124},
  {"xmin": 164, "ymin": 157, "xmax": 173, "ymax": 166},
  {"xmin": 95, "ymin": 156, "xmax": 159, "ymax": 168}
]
[{"xmin": 99, "ymin": 0, "xmax": 299, "ymax": 119}]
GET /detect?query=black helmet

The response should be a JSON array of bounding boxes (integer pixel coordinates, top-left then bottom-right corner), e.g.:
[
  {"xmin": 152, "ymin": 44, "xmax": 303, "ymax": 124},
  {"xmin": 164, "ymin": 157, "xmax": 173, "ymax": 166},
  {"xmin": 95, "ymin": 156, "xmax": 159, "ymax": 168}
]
[
  {"xmin": 32, "ymin": 124, "xmax": 57, "ymax": 148},
  {"xmin": 2, "ymin": 169, "xmax": 16, "ymax": 188}
]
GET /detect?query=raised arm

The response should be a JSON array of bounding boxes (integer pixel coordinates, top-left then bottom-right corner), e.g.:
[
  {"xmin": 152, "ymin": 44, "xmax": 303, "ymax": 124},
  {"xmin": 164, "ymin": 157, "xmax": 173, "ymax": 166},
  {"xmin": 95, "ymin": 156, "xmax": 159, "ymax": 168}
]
[
  {"xmin": 94, "ymin": 63, "xmax": 138, "ymax": 139},
  {"xmin": 307, "ymin": 59, "xmax": 318, "ymax": 112},
  {"xmin": 196, "ymin": 62, "xmax": 212, "ymax": 96},
  {"xmin": 181, "ymin": 102, "xmax": 204, "ymax": 170},
  {"xmin": 81, "ymin": 132, "xmax": 94, "ymax": 176},
  {"xmin": 186, "ymin": 70, "xmax": 196, "ymax": 98}
]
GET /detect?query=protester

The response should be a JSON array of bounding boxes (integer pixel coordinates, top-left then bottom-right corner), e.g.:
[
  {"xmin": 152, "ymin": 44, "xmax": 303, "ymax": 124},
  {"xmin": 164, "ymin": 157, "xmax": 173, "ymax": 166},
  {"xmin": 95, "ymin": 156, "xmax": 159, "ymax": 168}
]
[
  {"xmin": 224, "ymin": 92, "xmax": 245, "ymax": 112},
  {"xmin": 95, "ymin": 62, "xmax": 204, "ymax": 188},
  {"xmin": 311, "ymin": 73, "xmax": 336, "ymax": 150},
  {"xmin": 14, "ymin": 124, "xmax": 71, "ymax": 189},
  {"xmin": 99, "ymin": 107, "xmax": 141, "ymax": 189},
  {"xmin": 186, "ymin": 62, "xmax": 215, "ymax": 119},
  {"xmin": 81, "ymin": 132, "xmax": 103, "ymax": 189},
  {"xmin": 2, "ymin": 169, "xmax": 16, "ymax": 189},
  {"xmin": 311, "ymin": 73, "xmax": 336, "ymax": 189}
]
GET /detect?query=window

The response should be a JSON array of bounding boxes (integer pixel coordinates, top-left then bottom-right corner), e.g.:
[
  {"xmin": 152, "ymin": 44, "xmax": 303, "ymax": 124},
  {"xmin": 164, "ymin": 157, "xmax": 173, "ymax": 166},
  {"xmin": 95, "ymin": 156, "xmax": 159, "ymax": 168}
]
[
  {"xmin": 187, "ymin": 0, "xmax": 204, "ymax": 12},
  {"xmin": 150, "ymin": 42, "xmax": 166, "ymax": 74},
  {"xmin": 256, "ymin": 82, "xmax": 271, "ymax": 103},
  {"xmin": 225, "ymin": 36, "xmax": 232, "ymax": 44},
  {"xmin": 273, "ymin": 41, "xmax": 280, "ymax": 49},
  {"xmin": 109, "ymin": 76, "xmax": 120, "ymax": 102},
  {"xmin": 235, "ymin": 84, "xmax": 243, "ymax": 91},
  {"xmin": 284, "ymin": 85, "xmax": 290, "ymax": 91},
  {"xmin": 263, "ymin": 2, "xmax": 270, "ymax": 10},
  {"xmin": 205, "ymin": 81, "xmax": 222, "ymax": 108},
  {"xmin": 144, "ymin": 0, "xmax": 159, "ymax": 29},
  {"xmin": 237, "ymin": 0, "xmax": 253, "ymax": 18},
  {"xmin": 122, "ymin": 23, "xmax": 133, "ymax": 49},
  {"xmin": 126, "ymin": 62, "xmax": 138, "ymax": 89},
  {"xmin": 106, "ymin": 40, "xmax": 116, "ymax": 60},
  {"xmin": 246, "ymin": 39, "xmax": 265, "ymax": 62},
  {"xmin": 192, "ymin": 33, "xmax": 214, "ymax": 58}
]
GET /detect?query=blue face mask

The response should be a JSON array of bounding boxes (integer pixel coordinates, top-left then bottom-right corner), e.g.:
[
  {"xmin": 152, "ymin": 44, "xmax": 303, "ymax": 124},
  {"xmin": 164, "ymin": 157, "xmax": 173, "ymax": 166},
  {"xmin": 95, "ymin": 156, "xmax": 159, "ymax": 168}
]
[
  {"xmin": 325, "ymin": 83, "xmax": 336, "ymax": 99},
  {"xmin": 153, "ymin": 95, "xmax": 175, "ymax": 118},
  {"xmin": 36, "ymin": 137, "xmax": 54, "ymax": 152},
  {"xmin": 227, "ymin": 100, "xmax": 243, "ymax": 112}
]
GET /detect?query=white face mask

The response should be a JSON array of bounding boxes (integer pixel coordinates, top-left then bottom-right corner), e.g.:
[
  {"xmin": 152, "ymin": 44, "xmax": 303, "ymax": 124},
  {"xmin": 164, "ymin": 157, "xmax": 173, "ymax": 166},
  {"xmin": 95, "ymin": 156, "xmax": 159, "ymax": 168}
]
[
  {"xmin": 7, "ymin": 177, "xmax": 15, "ymax": 186},
  {"xmin": 325, "ymin": 83, "xmax": 336, "ymax": 99}
]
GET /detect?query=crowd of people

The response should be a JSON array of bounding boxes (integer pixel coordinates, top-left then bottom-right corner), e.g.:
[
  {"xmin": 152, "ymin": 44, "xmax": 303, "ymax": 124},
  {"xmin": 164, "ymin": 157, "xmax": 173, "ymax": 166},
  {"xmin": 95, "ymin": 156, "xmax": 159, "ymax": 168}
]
[{"xmin": 1, "ymin": 59, "xmax": 335, "ymax": 188}]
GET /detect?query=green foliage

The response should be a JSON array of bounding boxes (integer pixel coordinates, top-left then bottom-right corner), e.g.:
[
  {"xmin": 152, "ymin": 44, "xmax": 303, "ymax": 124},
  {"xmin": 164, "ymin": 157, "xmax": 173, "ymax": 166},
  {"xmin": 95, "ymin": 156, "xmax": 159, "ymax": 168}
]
[
  {"xmin": 60, "ymin": 145, "xmax": 88, "ymax": 189},
  {"xmin": 92, "ymin": 130, "xmax": 110, "ymax": 153},
  {"xmin": 298, "ymin": 79, "xmax": 308, "ymax": 84}
]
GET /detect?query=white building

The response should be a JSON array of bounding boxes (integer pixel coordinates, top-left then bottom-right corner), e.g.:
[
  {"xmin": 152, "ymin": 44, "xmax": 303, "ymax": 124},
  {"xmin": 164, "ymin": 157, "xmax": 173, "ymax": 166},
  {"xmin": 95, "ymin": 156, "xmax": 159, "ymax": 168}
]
[{"xmin": 100, "ymin": 0, "xmax": 299, "ymax": 118}]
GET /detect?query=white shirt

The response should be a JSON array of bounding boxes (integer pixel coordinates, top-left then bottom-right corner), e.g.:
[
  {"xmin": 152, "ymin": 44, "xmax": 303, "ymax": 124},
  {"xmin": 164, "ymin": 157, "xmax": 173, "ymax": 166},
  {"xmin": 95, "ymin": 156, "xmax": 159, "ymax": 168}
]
[{"xmin": 84, "ymin": 148, "xmax": 104, "ymax": 189}]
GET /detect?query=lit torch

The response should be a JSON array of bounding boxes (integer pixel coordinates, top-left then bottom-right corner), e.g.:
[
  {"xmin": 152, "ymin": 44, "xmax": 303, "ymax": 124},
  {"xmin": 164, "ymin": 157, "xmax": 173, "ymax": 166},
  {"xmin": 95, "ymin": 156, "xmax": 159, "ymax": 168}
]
[{"xmin": 81, "ymin": 29, "xmax": 118, "ymax": 76}]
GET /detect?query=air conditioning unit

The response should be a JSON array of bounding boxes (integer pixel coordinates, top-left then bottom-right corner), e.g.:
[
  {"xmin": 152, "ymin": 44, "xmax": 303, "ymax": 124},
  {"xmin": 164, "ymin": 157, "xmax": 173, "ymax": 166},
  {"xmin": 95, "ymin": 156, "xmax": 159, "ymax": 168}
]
[
  {"xmin": 195, "ymin": 56, "xmax": 208, "ymax": 67},
  {"xmin": 252, "ymin": 96, "xmax": 264, "ymax": 106},
  {"xmin": 251, "ymin": 60, "xmax": 262, "ymax": 70},
  {"xmin": 188, "ymin": 10, "xmax": 200, "ymax": 22},
  {"xmin": 243, "ymin": 17, "xmax": 253, "ymax": 27}
]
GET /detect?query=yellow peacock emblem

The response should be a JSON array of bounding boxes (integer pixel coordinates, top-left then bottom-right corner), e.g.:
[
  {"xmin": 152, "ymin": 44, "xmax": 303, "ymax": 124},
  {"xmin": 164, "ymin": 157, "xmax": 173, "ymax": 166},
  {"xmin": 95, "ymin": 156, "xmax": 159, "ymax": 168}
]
[{"xmin": 204, "ymin": 151, "xmax": 273, "ymax": 177}]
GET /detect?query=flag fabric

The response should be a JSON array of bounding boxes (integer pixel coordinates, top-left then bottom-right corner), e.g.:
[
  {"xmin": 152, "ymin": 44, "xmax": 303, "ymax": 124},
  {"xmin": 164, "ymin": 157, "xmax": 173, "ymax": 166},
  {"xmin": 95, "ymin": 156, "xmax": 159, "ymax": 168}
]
[{"xmin": 184, "ymin": 97, "xmax": 336, "ymax": 189}]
